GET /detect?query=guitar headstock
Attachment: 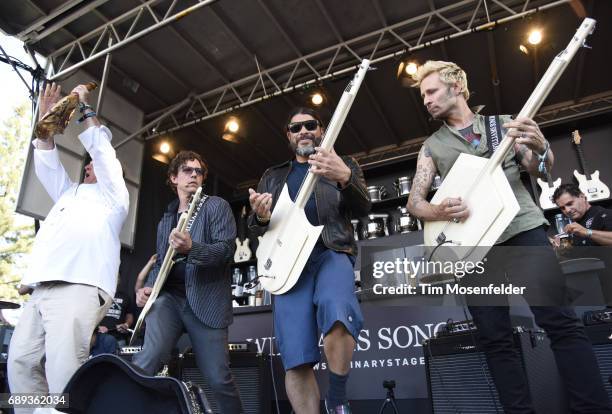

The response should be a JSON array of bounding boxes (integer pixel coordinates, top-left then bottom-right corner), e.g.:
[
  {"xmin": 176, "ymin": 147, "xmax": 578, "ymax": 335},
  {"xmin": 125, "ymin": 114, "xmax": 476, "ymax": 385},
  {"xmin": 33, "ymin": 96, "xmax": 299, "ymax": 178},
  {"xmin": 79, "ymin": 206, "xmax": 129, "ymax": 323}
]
[
  {"xmin": 572, "ymin": 130, "xmax": 582, "ymax": 145},
  {"xmin": 187, "ymin": 187, "xmax": 203, "ymax": 213}
]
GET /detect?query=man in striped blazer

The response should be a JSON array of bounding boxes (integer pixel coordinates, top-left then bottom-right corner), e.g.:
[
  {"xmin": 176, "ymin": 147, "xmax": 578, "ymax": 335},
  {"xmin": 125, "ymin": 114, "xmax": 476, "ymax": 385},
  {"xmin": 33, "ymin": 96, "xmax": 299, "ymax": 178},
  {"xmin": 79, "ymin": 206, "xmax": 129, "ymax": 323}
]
[{"xmin": 134, "ymin": 150, "xmax": 244, "ymax": 413}]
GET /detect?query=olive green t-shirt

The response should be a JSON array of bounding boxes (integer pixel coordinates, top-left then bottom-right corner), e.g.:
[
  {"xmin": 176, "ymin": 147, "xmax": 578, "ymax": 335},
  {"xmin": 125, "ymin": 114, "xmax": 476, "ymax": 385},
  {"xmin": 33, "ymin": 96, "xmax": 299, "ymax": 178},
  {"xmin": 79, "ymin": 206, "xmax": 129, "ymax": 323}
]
[{"xmin": 424, "ymin": 113, "xmax": 549, "ymax": 243}]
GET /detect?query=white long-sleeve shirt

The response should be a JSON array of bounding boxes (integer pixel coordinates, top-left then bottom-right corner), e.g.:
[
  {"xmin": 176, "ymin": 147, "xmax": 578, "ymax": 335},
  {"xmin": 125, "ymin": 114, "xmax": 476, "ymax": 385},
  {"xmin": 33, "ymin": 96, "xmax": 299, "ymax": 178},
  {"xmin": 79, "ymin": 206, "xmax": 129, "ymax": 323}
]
[{"xmin": 22, "ymin": 126, "xmax": 130, "ymax": 297}]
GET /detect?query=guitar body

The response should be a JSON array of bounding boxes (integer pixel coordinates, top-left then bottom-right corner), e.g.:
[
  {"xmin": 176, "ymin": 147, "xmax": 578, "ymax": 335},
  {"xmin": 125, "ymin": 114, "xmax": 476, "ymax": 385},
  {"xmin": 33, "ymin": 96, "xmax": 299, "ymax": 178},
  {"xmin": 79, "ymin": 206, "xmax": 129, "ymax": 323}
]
[
  {"xmin": 424, "ymin": 153, "xmax": 520, "ymax": 263},
  {"xmin": 234, "ymin": 238, "xmax": 252, "ymax": 262},
  {"xmin": 573, "ymin": 170, "xmax": 610, "ymax": 201},
  {"xmin": 536, "ymin": 177, "xmax": 562, "ymax": 210},
  {"xmin": 257, "ymin": 185, "xmax": 323, "ymax": 294}
]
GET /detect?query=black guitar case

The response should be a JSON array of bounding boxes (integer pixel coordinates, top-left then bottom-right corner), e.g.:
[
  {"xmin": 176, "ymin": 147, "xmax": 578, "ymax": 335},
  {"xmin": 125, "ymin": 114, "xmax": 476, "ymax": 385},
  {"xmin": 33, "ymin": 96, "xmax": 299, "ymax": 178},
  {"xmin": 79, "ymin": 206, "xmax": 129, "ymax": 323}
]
[{"xmin": 57, "ymin": 354, "xmax": 212, "ymax": 414}]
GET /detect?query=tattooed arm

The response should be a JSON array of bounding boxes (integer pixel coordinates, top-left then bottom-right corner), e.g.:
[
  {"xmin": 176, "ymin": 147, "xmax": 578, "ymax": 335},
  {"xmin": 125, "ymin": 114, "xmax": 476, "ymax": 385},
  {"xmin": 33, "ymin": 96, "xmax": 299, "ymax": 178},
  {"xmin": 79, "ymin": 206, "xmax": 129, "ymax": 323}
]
[{"xmin": 407, "ymin": 144, "xmax": 470, "ymax": 222}]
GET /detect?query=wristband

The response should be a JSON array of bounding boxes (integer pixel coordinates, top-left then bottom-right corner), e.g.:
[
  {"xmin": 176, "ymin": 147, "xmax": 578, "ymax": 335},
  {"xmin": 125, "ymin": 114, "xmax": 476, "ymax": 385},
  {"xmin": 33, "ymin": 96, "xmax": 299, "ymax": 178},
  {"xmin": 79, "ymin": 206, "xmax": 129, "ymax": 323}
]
[
  {"xmin": 256, "ymin": 215, "xmax": 270, "ymax": 225},
  {"xmin": 77, "ymin": 111, "xmax": 97, "ymax": 123},
  {"xmin": 586, "ymin": 229, "xmax": 593, "ymax": 238}
]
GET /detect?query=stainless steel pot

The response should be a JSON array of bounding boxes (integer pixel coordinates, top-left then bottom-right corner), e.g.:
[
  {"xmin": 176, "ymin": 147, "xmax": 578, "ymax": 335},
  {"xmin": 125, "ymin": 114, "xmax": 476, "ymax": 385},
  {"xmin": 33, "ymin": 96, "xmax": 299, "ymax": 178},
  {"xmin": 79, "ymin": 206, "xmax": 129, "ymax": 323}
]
[
  {"xmin": 366, "ymin": 185, "xmax": 387, "ymax": 202},
  {"xmin": 393, "ymin": 176, "xmax": 412, "ymax": 196}
]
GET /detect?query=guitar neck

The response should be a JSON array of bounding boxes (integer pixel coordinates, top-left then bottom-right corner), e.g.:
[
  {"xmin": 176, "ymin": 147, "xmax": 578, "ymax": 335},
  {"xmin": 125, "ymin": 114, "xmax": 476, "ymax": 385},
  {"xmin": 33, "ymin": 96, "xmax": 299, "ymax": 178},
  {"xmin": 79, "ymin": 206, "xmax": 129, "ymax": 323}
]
[
  {"xmin": 545, "ymin": 170, "xmax": 554, "ymax": 188},
  {"xmin": 294, "ymin": 60, "xmax": 370, "ymax": 209},
  {"xmin": 575, "ymin": 143, "xmax": 592, "ymax": 180},
  {"xmin": 485, "ymin": 18, "xmax": 595, "ymax": 174}
]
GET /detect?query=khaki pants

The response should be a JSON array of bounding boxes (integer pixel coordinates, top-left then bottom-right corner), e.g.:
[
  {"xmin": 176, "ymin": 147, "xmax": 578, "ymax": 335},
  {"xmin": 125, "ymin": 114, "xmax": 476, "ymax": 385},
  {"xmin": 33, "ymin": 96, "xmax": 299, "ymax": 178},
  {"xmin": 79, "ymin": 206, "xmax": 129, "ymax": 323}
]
[{"xmin": 8, "ymin": 282, "xmax": 112, "ymax": 414}]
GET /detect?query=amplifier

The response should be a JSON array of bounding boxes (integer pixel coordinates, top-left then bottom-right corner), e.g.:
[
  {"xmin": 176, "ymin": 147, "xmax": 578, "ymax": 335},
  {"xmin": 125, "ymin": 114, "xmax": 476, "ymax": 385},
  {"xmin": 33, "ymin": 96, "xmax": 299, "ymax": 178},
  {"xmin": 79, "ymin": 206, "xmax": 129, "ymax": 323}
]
[
  {"xmin": 424, "ymin": 328, "xmax": 567, "ymax": 414},
  {"xmin": 585, "ymin": 322, "xmax": 612, "ymax": 402},
  {"xmin": 176, "ymin": 351, "xmax": 270, "ymax": 414}
]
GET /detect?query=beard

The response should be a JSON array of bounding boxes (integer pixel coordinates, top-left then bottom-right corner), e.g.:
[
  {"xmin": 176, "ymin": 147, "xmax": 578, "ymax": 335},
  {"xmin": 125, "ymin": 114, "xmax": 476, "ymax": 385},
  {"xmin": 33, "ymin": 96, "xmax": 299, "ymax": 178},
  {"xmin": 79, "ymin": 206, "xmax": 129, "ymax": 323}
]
[{"xmin": 290, "ymin": 133, "xmax": 322, "ymax": 157}]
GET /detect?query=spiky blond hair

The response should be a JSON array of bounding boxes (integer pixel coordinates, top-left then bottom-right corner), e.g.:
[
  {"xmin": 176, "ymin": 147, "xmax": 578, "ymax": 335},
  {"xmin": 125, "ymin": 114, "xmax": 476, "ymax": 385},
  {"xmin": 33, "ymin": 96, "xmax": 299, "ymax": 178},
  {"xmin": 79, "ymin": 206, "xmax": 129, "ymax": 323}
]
[{"xmin": 412, "ymin": 60, "xmax": 470, "ymax": 100}]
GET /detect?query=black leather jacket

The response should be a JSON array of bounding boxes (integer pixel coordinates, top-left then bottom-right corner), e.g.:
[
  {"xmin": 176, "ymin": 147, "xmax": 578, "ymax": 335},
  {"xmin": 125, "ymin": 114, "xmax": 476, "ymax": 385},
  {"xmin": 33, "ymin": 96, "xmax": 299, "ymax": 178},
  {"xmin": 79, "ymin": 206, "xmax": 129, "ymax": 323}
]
[{"xmin": 249, "ymin": 156, "xmax": 370, "ymax": 256}]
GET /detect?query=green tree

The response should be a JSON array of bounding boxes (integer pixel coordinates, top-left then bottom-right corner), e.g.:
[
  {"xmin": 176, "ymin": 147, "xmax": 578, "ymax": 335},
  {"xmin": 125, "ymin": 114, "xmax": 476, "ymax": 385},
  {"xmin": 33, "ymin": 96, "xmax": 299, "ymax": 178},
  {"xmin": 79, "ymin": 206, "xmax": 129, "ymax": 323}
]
[{"xmin": 0, "ymin": 101, "xmax": 35, "ymax": 302}]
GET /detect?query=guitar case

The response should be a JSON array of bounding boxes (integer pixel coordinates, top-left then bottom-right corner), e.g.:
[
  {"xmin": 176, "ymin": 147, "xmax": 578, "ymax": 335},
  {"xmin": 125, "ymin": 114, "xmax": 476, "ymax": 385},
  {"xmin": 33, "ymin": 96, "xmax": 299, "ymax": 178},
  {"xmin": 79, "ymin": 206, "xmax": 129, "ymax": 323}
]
[{"xmin": 57, "ymin": 354, "xmax": 212, "ymax": 414}]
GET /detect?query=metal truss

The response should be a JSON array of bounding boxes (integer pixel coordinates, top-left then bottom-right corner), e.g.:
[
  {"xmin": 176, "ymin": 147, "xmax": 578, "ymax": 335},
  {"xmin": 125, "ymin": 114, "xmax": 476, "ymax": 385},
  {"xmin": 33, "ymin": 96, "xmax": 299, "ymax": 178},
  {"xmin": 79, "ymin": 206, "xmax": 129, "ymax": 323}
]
[
  {"xmin": 34, "ymin": 0, "xmax": 570, "ymax": 148},
  {"xmin": 111, "ymin": 0, "xmax": 570, "ymax": 148},
  {"xmin": 350, "ymin": 89, "xmax": 612, "ymax": 171},
  {"xmin": 534, "ymin": 90, "xmax": 612, "ymax": 127},
  {"xmin": 43, "ymin": 0, "xmax": 219, "ymax": 80}
]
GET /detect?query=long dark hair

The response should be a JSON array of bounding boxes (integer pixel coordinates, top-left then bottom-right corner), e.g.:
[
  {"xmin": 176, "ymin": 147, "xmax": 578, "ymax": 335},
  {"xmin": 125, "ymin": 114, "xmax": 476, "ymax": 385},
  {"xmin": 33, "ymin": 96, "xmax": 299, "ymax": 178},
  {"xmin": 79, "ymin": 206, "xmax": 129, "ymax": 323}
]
[{"xmin": 284, "ymin": 107, "xmax": 325, "ymax": 133}]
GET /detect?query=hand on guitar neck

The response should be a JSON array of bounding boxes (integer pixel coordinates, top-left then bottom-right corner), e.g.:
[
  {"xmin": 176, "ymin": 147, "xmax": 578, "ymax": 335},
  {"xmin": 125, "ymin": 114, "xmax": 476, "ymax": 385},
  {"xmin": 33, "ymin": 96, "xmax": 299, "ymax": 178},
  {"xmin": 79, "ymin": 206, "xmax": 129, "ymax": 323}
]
[
  {"xmin": 168, "ymin": 229, "xmax": 192, "ymax": 254},
  {"xmin": 136, "ymin": 287, "xmax": 152, "ymax": 307}
]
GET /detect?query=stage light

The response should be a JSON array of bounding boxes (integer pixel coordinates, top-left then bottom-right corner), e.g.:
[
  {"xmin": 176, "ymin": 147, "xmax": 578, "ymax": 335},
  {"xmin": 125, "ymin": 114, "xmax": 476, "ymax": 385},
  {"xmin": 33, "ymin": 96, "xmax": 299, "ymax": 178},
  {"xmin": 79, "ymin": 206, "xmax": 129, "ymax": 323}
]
[
  {"xmin": 311, "ymin": 92, "xmax": 324, "ymax": 106},
  {"xmin": 222, "ymin": 132, "xmax": 240, "ymax": 143},
  {"xmin": 159, "ymin": 141, "xmax": 171, "ymax": 154},
  {"xmin": 152, "ymin": 153, "xmax": 170, "ymax": 164},
  {"xmin": 528, "ymin": 29, "xmax": 542, "ymax": 45},
  {"xmin": 225, "ymin": 118, "xmax": 239, "ymax": 133},
  {"xmin": 519, "ymin": 44, "xmax": 529, "ymax": 55},
  {"xmin": 404, "ymin": 62, "xmax": 418, "ymax": 76}
]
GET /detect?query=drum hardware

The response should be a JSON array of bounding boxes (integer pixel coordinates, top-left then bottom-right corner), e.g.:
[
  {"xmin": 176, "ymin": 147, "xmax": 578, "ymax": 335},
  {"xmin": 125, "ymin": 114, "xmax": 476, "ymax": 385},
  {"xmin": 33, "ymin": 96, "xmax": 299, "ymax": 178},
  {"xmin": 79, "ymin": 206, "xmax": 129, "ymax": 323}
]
[
  {"xmin": 393, "ymin": 176, "xmax": 412, "ymax": 197},
  {"xmin": 366, "ymin": 185, "xmax": 387, "ymax": 202},
  {"xmin": 363, "ymin": 214, "xmax": 390, "ymax": 239},
  {"xmin": 351, "ymin": 219, "xmax": 360, "ymax": 241}
]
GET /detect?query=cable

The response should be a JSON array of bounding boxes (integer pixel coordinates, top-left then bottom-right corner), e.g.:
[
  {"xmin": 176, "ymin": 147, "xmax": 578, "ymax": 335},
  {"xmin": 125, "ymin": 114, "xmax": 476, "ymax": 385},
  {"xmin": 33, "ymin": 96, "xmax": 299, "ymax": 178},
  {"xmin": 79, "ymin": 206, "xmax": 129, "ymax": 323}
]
[{"xmin": 269, "ymin": 297, "xmax": 281, "ymax": 414}]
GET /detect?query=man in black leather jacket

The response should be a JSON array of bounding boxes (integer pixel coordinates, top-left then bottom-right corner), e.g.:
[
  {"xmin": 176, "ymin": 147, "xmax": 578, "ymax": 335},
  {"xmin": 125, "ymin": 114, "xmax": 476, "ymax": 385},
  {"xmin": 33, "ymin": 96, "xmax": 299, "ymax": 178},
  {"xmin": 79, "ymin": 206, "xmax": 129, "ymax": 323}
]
[{"xmin": 249, "ymin": 107, "xmax": 370, "ymax": 414}]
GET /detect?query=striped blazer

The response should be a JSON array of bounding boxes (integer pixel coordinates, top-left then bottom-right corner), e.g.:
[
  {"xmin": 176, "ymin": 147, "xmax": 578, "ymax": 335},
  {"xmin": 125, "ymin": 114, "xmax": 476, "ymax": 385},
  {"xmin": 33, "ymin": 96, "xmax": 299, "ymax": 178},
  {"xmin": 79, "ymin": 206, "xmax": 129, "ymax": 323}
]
[{"xmin": 146, "ymin": 195, "xmax": 236, "ymax": 328}]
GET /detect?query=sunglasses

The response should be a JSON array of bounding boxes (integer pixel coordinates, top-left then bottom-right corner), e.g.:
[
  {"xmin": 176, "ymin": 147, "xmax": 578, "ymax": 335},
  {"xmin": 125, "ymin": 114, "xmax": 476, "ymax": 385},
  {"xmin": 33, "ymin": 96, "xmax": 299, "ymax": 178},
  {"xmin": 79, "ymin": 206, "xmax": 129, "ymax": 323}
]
[
  {"xmin": 180, "ymin": 166, "xmax": 204, "ymax": 176},
  {"xmin": 287, "ymin": 120, "xmax": 320, "ymax": 134}
]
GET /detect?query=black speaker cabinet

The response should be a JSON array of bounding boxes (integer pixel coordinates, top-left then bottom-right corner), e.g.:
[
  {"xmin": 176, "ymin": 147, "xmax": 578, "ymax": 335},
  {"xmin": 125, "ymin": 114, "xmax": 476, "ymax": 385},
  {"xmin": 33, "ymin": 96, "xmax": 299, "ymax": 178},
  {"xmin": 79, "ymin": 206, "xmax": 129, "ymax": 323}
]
[
  {"xmin": 176, "ymin": 352, "xmax": 270, "ymax": 414},
  {"xmin": 424, "ymin": 329, "xmax": 567, "ymax": 414},
  {"xmin": 585, "ymin": 322, "xmax": 612, "ymax": 402}
]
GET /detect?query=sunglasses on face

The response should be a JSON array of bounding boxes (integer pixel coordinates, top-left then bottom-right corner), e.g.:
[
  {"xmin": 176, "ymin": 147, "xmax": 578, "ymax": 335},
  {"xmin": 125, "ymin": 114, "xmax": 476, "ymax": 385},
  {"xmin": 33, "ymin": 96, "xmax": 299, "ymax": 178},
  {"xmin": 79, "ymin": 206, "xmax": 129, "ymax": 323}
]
[
  {"xmin": 287, "ymin": 120, "xmax": 320, "ymax": 134},
  {"xmin": 180, "ymin": 166, "xmax": 204, "ymax": 176}
]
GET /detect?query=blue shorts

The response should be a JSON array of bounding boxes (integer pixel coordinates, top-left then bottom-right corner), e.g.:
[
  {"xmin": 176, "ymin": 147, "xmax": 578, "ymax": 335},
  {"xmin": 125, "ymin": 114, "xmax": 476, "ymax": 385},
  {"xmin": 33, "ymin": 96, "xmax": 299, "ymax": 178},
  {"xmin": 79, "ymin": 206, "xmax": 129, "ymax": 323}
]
[{"xmin": 273, "ymin": 248, "xmax": 364, "ymax": 370}]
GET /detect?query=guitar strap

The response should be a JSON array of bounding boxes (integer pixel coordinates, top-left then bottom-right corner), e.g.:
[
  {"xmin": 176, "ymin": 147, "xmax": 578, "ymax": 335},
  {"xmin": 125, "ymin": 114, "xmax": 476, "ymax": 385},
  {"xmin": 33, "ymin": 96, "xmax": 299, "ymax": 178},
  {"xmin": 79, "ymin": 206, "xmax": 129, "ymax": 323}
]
[{"xmin": 484, "ymin": 115, "xmax": 503, "ymax": 157}]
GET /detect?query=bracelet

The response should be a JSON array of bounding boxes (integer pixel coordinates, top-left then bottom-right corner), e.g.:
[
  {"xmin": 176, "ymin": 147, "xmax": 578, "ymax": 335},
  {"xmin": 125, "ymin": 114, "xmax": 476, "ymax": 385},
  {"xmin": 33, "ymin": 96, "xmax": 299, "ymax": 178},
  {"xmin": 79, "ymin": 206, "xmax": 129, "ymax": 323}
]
[
  {"xmin": 256, "ymin": 215, "xmax": 270, "ymax": 225},
  {"xmin": 586, "ymin": 229, "xmax": 593, "ymax": 239},
  {"xmin": 78, "ymin": 102, "xmax": 94, "ymax": 113},
  {"xmin": 537, "ymin": 141, "xmax": 550, "ymax": 175},
  {"xmin": 77, "ymin": 111, "xmax": 97, "ymax": 123}
]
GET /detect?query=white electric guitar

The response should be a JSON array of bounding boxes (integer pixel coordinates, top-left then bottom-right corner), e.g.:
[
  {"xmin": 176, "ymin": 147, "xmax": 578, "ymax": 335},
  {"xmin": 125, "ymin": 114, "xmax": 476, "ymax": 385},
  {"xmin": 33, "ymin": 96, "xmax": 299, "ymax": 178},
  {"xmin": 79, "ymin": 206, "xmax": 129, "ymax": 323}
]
[
  {"xmin": 256, "ymin": 59, "xmax": 371, "ymax": 295},
  {"xmin": 536, "ymin": 171, "xmax": 562, "ymax": 210},
  {"xmin": 234, "ymin": 206, "xmax": 252, "ymax": 263},
  {"xmin": 572, "ymin": 130, "xmax": 610, "ymax": 201},
  {"xmin": 424, "ymin": 18, "xmax": 596, "ymax": 263}
]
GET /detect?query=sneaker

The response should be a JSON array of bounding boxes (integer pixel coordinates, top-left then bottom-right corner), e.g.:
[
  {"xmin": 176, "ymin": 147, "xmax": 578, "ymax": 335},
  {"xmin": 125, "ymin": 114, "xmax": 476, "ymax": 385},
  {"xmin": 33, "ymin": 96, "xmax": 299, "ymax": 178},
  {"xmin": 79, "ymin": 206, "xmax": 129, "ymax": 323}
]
[{"xmin": 325, "ymin": 400, "xmax": 352, "ymax": 414}]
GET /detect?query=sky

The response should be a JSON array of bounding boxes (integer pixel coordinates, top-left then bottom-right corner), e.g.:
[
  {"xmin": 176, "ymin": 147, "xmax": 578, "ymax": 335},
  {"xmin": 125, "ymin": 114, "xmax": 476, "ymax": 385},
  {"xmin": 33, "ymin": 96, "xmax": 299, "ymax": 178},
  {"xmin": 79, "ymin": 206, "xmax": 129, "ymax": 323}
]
[{"xmin": 0, "ymin": 32, "xmax": 45, "ymax": 124}]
